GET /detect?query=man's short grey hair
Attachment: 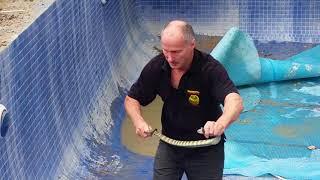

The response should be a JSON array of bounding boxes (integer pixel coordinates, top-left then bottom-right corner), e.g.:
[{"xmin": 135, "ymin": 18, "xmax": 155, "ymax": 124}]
[{"xmin": 161, "ymin": 21, "xmax": 195, "ymax": 42}]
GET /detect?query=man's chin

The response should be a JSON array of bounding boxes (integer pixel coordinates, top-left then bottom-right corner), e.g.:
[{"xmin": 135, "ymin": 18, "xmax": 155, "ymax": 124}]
[{"xmin": 169, "ymin": 64, "xmax": 179, "ymax": 69}]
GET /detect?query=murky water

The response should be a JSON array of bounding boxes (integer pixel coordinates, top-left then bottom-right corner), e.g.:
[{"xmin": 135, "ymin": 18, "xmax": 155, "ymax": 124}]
[{"xmin": 121, "ymin": 96, "xmax": 163, "ymax": 156}]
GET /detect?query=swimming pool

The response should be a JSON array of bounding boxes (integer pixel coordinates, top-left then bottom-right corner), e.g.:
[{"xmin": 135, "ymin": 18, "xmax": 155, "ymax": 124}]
[{"xmin": 0, "ymin": 0, "xmax": 319, "ymax": 179}]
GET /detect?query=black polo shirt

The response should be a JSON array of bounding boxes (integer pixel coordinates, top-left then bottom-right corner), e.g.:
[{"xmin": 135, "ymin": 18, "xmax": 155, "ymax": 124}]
[{"xmin": 128, "ymin": 49, "xmax": 238, "ymax": 141}]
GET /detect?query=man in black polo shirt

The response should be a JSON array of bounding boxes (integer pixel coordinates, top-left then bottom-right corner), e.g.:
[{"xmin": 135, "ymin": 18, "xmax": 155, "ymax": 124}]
[{"xmin": 124, "ymin": 20, "xmax": 243, "ymax": 180}]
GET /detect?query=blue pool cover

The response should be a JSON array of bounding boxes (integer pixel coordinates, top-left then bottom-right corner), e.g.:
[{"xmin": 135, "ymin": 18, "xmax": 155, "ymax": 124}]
[{"xmin": 212, "ymin": 27, "xmax": 320, "ymax": 179}]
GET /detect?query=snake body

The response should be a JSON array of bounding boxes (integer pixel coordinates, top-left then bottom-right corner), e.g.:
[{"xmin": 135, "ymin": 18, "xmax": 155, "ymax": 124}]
[{"xmin": 150, "ymin": 129, "xmax": 221, "ymax": 148}]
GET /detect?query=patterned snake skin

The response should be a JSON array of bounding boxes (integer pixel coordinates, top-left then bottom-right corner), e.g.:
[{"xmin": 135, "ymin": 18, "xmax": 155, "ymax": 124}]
[{"xmin": 150, "ymin": 129, "xmax": 221, "ymax": 148}]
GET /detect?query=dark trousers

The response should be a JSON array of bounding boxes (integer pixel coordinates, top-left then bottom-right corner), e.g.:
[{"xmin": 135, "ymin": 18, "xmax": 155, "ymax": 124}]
[{"xmin": 153, "ymin": 140, "xmax": 224, "ymax": 180}]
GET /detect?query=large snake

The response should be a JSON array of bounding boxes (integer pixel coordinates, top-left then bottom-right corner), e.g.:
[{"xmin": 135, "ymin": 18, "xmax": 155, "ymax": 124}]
[{"xmin": 149, "ymin": 129, "xmax": 221, "ymax": 148}]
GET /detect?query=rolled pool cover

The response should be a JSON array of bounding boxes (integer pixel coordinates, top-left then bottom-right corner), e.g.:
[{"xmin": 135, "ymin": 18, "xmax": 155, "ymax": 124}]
[{"xmin": 211, "ymin": 27, "xmax": 320, "ymax": 86}]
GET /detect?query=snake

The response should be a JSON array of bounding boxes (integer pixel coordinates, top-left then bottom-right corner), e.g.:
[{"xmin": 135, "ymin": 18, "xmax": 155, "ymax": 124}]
[{"xmin": 149, "ymin": 129, "xmax": 221, "ymax": 148}]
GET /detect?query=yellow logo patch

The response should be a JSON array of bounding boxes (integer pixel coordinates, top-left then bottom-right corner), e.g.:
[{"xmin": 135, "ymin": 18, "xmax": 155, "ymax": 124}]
[{"xmin": 187, "ymin": 90, "xmax": 200, "ymax": 106}]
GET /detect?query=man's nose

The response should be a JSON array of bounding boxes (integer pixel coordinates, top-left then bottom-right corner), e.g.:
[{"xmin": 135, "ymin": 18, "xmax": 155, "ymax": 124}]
[{"xmin": 166, "ymin": 52, "xmax": 174, "ymax": 62}]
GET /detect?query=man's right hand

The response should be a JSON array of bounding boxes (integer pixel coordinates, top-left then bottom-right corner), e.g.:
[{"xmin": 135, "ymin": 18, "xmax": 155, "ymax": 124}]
[
  {"xmin": 134, "ymin": 120, "xmax": 153, "ymax": 138},
  {"xmin": 124, "ymin": 96, "xmax": 153, "ymax": 138}
]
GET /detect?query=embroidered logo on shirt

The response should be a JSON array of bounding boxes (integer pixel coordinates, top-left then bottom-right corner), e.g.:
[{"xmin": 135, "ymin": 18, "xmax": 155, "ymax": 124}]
[{"xmin": 187, "ymin": 90, "xmax": 200, "ymax": 106}]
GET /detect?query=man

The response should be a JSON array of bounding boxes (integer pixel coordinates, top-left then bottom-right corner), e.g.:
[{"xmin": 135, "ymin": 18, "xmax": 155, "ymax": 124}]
[{"xmin": 124, "ymin": 20, "xmax": 243, "ymax": 180}]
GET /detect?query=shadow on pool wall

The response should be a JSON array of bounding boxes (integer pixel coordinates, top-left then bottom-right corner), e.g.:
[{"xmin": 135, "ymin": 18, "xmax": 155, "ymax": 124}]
[{"xmin": 0, "ymin": 0, "xmax": 319, "ymax": 179}]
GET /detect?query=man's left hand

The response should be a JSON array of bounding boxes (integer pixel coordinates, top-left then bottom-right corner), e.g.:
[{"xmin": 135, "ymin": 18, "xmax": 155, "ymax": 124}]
[{"xmin": 203, "ymin": 121, "xmax": 226, "ymax": 138}]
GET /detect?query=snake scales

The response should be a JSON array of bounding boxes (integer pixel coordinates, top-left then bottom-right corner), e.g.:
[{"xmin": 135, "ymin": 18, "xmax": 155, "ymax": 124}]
[{"xmin": 149, "ymin": 129, "xmax": 221, "ymax": 148}]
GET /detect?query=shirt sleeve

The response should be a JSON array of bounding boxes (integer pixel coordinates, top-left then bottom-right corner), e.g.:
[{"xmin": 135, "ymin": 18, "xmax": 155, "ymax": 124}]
[
  {"xmin": 127, "ymin": 60, "xmax": 158, "ymax": 106},
  {"xmin": 208, "ymin": 60, "xmax": 239, "ymax": 104}
]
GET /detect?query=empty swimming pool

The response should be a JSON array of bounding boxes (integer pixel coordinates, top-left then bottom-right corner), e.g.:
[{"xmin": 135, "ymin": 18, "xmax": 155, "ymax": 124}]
[{"xmin": 0, "ymin": 0, "xmax": 319, "ymax": 179}]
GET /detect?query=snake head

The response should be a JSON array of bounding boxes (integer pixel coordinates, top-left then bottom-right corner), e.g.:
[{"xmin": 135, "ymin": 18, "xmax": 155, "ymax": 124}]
[
  {"xmin": 197, "ymin": 127, "xmax": 205, "ymax": 134},
  {"xmin": 145, "ymin": 128, "xmax": 157, "ymax": 136}
]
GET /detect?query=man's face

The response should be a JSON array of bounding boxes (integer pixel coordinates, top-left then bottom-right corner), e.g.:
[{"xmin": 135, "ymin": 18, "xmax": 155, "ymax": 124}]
[{"xmin": 161, "ymin": 33, "xmax": 195, "ymax": 70}]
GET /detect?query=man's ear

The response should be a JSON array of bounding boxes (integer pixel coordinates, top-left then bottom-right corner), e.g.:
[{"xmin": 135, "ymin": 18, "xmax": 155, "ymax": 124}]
[{"xmin": 191, "ymin": 38, "xmax": 196, "ymax": 48}]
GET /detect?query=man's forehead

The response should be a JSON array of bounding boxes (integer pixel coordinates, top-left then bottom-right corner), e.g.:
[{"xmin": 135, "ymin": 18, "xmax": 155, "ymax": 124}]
[{"xmin": 161, "ymin": 33, "xmax": 185, "ymax": 47}]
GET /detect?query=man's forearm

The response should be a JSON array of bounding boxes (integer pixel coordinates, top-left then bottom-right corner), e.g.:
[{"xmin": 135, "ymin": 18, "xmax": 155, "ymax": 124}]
[
  {"xmin": 124, "ymin": 96, "xmax": 153, "ymax": 138},
  {"xmin": 217, "ymin": 93, "xmax": 243, "ymax": 128},
  {"xmin": 124, "ymin": 96, "xmax": 144, "ymax": 125}
]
